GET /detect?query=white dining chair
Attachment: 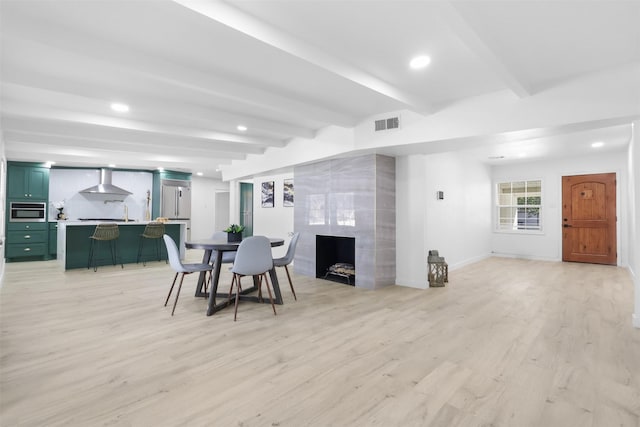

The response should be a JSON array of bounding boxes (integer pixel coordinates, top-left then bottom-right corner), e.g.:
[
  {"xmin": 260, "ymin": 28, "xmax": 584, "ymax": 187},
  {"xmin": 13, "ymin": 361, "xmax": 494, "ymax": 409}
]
[
  {"xmin": 163, "ymin": 234, "xmax": 213, "ymax": 316},
  {"xmin": 273, "ymin": 232, "xmax": 300, "ymax": 301},
  {"xmin": 228, "ymin": 235, "xmax": 276, "ymax": 321}
]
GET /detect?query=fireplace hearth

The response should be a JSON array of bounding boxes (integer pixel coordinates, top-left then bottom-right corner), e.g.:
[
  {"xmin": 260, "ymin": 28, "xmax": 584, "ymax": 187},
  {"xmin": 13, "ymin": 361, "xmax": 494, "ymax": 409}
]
[{"xmin": 316, "ymin": 235, "xmax": 355, "ymax": 286}]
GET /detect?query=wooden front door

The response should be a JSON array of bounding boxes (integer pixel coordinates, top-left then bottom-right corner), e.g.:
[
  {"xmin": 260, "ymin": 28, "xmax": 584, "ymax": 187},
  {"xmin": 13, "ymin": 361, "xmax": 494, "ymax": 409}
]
[{"xmin": 562, "ymin": 173, "xmax": 617, "ymax": 265}]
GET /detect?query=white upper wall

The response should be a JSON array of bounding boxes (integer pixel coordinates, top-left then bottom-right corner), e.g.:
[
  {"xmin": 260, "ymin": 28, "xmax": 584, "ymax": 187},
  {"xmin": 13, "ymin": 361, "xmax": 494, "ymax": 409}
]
[
  {"xmin": 629, "ymin": 121, "xmax": 640, "ymax": 328},
  {"xmin": 491, "ymin": 149, "xmax": 629, "ymax": 264},
  {"xmin": 190, "ymin": 176, "xmax": 229, "ymax": 240},
  {"xmin": 251, "ymin": 171, "xmax": 295, "ymax": 259},
  {"xmin": 396, "ymin": 152, "xmax": 492, "ymax": 289}
]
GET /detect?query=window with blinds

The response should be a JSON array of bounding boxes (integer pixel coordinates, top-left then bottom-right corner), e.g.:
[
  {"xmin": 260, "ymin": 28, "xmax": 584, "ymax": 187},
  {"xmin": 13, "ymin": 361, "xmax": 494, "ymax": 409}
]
[{"xmin": 496, "ymin": 180, "xmax": 542, "ymax": 231}]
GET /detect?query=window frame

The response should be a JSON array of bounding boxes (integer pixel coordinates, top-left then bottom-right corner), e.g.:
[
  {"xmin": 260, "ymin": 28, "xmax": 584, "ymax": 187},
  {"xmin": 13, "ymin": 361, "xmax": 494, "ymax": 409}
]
[{"xmin": 494, "ymin": 178, "xmax": 544, "ymax": 234}]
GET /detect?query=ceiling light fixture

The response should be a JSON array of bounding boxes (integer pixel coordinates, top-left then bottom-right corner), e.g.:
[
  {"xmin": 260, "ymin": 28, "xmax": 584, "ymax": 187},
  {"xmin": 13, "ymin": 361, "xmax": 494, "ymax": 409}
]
[
  {"xmin": 110, "ymin": 102, "xmax": 129, "ymax": 113},
  {"xmin": 237, "ymin": 125, "xmax": 248, "ymax": 132},
  {"xmin": 409, "ymin": 55, "xmax": 431, "ymax": 70},
  {"xmin": 591, "ymin": 141, "xmax": 604, "ymax": 148},
  {"xmin": 196, "ymin": 172, "xmax": 203, "ymax": 176}
]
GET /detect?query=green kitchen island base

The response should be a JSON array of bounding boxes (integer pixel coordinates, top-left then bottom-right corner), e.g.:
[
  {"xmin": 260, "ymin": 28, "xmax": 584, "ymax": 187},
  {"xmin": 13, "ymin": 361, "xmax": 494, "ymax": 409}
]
[{"xmin": 57, "ymin": 221, "xmax": 187, "ymax": 270}]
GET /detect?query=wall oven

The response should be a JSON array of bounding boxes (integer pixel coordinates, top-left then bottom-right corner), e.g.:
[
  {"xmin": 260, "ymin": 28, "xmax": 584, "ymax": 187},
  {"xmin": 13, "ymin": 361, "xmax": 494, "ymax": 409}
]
[{"xmin": 10, "ymin": 202, "xmax": 47, "ymax": 222}]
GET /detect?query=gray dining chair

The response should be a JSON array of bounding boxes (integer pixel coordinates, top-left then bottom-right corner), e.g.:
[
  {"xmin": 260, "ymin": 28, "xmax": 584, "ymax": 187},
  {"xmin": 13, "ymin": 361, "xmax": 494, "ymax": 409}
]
[
  {"xmin": 228, "ymin": 235, "xmax": 276, "ymax": 321},
  {"xmin": 163, "ymin": 234, "xmax": 213, "ymax": 316},
  {"xmin": 209, "ymin": 231, "xmax": 237, "ymax": 265},
  {"xmin": 273, "ymin": 232, "xmax": 300, "ymax": 301}
]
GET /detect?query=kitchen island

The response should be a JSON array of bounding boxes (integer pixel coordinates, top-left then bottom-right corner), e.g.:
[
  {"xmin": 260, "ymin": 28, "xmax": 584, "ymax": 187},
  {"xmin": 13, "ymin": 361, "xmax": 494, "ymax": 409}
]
[{"xmin": 57, "ymin": 221, "xmax": 187, "ymax": 270}]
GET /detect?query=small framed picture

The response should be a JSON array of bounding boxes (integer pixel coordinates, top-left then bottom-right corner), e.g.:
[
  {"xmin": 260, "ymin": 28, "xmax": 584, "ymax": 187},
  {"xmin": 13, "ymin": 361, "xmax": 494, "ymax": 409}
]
[
  {"xmin": 283, "ymin": 179, "xmax": 294, "ymax": 207},
  {"xmin": 261, "ymin": 181, "xmax": 274, "ymax": 208}
]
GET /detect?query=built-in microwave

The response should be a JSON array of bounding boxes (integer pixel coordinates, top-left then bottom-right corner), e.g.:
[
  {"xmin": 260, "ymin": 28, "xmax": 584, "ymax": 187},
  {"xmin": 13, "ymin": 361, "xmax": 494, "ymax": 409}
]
[{"xmin": 9, "ymin": 202, "xmax": 47, "ymax": 222}]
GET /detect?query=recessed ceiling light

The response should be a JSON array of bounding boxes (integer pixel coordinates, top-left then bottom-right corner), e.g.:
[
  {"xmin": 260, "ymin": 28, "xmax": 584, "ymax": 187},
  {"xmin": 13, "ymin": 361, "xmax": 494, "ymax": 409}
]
[
  {"xmin": 108, "ymin": 164, "xmax": 116, "ymax": 168},
  {"xmin": 237, "ymin": 125, "xmax": 248, "ymax": 132},
  {"xmin": 409, "ymin": 55, "xmax": 431, "ymax": 70},
  {"xmin": 591, "ymin": 141, "xmax": 604, "ymax": 148},
  {"xmin": 196, "ymin": 172, "xmax": 203, "ymax": 176},
  {"xmin": 110, "ymin": 102, "xmax": 129, "ymax": 113}
]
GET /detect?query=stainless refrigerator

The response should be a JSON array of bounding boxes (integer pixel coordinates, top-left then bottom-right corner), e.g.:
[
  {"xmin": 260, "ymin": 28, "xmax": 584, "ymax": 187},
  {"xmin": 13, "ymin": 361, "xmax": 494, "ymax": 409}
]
[{"xmin": 160, "ymin": 179, "xmax": 191, "ymax": 239}]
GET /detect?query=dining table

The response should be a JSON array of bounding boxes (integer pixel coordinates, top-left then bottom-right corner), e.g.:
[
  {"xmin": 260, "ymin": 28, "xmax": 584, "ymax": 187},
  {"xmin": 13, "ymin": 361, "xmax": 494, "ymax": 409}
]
[{"xmin": 185, "ymin": 236, "xmax": 285, "ymax": 316}]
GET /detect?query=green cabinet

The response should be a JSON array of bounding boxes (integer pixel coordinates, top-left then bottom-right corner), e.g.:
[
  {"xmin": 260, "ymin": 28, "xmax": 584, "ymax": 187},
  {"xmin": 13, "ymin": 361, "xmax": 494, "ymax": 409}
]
[
  {"xmin": 49, "ymin": 222, "xmax": 58, "ymax": 256},
  {"xmin": 5, "ymin": 222, "xmax": 48, "ymax": 261},
  {"xmin": 7, "ymin": 162, "xmax": 49, "ymax": 200}
]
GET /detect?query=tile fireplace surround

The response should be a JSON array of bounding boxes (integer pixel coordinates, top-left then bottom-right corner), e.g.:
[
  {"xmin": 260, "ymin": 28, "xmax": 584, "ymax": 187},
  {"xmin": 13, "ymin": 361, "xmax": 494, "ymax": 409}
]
[{"xmin": 293, "ymin": 154, "xmax": 396, "ymax": 289}]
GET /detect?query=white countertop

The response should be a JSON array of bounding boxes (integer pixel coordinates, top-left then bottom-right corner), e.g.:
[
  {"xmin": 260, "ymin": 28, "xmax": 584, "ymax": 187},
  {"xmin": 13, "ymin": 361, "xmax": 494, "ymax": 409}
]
[{"xmin": 59, "ymin": 220, "xmax": 188, "ymax": 226}]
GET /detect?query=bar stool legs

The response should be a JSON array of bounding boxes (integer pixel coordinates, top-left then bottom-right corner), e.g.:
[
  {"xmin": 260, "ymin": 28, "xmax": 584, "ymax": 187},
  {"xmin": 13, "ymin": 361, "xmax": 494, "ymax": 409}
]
[{"xmin": 87, "ymin": 223, "xmax": 123, "ymax": 272}]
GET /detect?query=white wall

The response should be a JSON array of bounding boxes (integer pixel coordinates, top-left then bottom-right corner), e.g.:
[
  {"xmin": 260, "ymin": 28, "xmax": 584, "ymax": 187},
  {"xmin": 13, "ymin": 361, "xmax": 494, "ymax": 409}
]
[
  {"xmin": 49, "ymin": 169, "xmax": 153, "ymax": 221},
  {"xmin": 491, "ymin": 149, "xmax": 628, "ymax": 265},
  {"xmin": 190, "ymin": 176, "xmax": 229, "ymax": 240},
  {"xmin": 251, "ymin": 172, "xmax": 295, "ymax": 258},
  {"xmin": 629, "ymin": 122, "xmax": 640, "ymax": 328},
  {"xmin": 396, "ymin": 152, "xmax": 492, "ymax": 289},
  {"xmin": 395, "ymin": 155, "xmax": 427, "ymax": 288}
]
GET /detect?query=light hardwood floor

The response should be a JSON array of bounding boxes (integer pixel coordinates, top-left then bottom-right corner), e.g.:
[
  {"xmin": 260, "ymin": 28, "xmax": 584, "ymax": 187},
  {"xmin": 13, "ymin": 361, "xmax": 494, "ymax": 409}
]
[{"xmin": 1, "ymin": 254, "xmax": 638, "ymax": 426}]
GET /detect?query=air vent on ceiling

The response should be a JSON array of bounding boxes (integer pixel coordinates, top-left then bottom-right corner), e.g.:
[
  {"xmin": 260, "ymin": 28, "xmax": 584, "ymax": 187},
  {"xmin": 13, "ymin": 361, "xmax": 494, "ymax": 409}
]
[{"xmin": 374, "ymin": 116, "xmax": 400, "ymax": 132}]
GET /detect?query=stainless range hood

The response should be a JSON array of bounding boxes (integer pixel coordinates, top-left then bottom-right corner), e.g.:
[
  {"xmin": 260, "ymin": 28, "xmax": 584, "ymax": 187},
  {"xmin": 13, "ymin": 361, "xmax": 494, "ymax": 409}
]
[{"xmin": 80, "ymin": 169, "xmax": 132, "ymax": 195}]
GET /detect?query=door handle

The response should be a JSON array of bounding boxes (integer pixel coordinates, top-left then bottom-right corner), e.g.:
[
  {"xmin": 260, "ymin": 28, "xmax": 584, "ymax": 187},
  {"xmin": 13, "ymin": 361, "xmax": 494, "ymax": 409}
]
[
  {"xmin": 24, "ymin": 235, "xmax": 31, "ymax": 239},
  {"xmin": 563, "ymin": 224, "xmax": 572, "ymax": 228}
]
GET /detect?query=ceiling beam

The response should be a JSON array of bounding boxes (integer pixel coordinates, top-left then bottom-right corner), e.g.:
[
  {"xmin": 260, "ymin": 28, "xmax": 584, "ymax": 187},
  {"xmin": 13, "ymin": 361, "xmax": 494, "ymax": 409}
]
[
  {"xmin": 438, "ymin": 2, "xmax": 531, "ymax": 98},
  {"xmin": 1, "ymin": 104, "xmax": 281, "ymax": 151},
  {"xmin": 2, "ymin": 27, "xmax": 357, "ymax": 127},
  {"xmin": 1, "ymin": 82, "xmax": 317, "ymax": 140},
  {"xmin": 173, "ymin": 0, "xmax": 434, "ymax": 113}
]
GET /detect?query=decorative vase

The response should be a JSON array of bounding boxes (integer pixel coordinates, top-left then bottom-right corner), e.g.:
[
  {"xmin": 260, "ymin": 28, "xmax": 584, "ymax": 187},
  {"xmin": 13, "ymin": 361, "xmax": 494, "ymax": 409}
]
[
  {"xmin": 227, "ymin": 232, "xmax": 243, "ymax": 243},
  {"xmin": 57, "ymin": 207, "xmax": 65, "ymax": 220}
]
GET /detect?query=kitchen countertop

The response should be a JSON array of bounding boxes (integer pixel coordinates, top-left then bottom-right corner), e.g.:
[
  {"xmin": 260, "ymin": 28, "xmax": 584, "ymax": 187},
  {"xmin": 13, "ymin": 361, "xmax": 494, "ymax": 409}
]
[{"xmin": 59, "ymin": 220, "xmax": 188, "ymax": 226}]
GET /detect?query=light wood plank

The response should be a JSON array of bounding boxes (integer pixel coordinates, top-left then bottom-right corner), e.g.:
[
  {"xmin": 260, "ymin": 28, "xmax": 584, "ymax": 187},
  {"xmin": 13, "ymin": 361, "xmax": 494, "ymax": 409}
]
[{"xmin": 0, "ymin": 255, "xmax": 638, "ymax": 426}]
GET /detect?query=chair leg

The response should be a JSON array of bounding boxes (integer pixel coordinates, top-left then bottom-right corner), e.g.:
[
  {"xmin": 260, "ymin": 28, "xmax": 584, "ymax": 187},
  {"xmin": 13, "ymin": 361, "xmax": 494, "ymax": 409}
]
[
  {"xmin": 233, "ymin": 275, "xmax": 243, "ymax": 321},
  {"xmin": 165, "ymin": 272, "xmax": 179, "ymax": 307},
  {"xmin": 262, "ymin": 273, "xmax": 277, "ymax": 316},
  {"xmin": 137, "ymin": 236, "xmax": 144, "ymax": 265},
  {"xmin": 171, "ymin": 273, "xmax": 186, "ymax": 316},
  {"xmin": 87, "ymin": 239, "xmax": 95, "ymax": 270},
  {"xmin": 283, "ymin": 265, "xmax": 297, "ymax": 301}
]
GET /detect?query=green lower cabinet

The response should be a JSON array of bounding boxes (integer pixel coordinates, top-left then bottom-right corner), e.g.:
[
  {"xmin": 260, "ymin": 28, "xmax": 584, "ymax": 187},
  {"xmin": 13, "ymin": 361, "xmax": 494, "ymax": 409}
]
[
  {"xmin": 64, "ymin": 223, "xmax": 180, "ymax": 269},
  {"xmin": 49, "ymin": 222, "xmax": 58, "ymax": 257},
  {"xmin": 5, "ymin": 222, "xmax": 48, "ymax": 261}
]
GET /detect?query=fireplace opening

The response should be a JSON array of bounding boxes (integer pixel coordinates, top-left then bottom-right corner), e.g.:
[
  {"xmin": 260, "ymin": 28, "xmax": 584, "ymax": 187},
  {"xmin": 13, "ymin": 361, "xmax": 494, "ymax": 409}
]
[{"xmin": 316, "ymin": 235, "xmax": 355, "ymax": 286}]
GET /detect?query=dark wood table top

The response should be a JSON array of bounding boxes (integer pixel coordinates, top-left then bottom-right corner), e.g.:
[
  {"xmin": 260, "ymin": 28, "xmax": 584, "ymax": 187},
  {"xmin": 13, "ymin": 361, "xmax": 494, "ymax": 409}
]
[{"xmin": 185, "ymin": 237, "xmax": 284, "ymax": 251}]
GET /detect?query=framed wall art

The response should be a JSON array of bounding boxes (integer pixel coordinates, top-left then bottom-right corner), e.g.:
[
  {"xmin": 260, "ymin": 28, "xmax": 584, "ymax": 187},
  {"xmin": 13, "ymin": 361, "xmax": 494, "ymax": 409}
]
[
  {"xmin": 283, "ymin": 179, "xmax": 294, "ymax": 207},
  {"xmin": 261, "ymin": 181, "xmax": 274, "ymax": 208}
]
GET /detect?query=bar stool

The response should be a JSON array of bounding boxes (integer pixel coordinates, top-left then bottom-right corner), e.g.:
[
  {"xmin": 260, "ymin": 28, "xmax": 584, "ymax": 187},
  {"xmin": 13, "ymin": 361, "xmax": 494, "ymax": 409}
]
[
  {"xmin": 137, "ymin": 222, "xmax": 166, "ymax": 266},
  {"xmin": 87, "ymin": 223, "xmax": 123, "ymax": 272}
]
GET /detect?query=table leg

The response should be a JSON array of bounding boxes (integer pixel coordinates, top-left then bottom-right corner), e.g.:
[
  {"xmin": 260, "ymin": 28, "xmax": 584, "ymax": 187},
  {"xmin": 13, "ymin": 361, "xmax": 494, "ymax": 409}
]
[
  {"xmin": 268, "ymin": 267, "xmax": 283, "ymax": 305},
  {"xmin": 206, "ymin": 251, "xmax": 224, "ymax": 316},
  {"xmin": 194, "ymin": 249, "xmax": 212, "ymax": 297}
]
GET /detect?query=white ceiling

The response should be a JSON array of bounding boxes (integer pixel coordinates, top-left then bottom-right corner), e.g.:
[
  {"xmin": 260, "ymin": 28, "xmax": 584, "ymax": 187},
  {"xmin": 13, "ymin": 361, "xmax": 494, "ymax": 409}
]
[{"xmin": 1, "ymin": 0, "xmax": 638, "ymax": 178}]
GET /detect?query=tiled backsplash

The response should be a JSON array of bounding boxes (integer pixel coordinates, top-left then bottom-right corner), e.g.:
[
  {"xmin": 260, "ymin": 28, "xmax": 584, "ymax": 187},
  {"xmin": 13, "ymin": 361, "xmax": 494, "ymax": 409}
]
[
  {"xmin": 49, "ymin": 169, "xmax": 153, "ymax": 221},
  {"xmin": 294, "ymin": 154, "xmax": 396, "ymax": 289}
]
